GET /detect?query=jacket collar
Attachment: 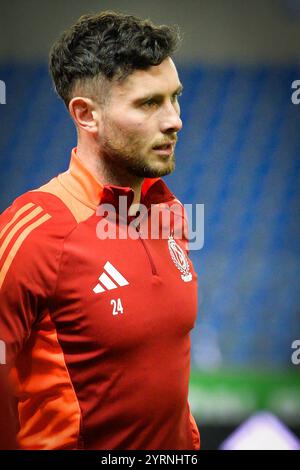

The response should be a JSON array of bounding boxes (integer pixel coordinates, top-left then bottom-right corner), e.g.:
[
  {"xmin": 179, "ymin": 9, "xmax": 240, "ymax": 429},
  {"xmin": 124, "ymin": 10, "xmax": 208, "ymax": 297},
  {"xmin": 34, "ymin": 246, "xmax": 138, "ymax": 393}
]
[{"xmin": 60, "ymin": 148, "xmax": 175, "ymax": 211}]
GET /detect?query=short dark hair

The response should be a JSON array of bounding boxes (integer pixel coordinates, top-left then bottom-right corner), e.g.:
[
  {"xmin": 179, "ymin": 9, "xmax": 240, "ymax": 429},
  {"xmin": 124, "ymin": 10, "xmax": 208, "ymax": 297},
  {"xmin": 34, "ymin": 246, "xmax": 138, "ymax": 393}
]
[{"xmin": 49, "ymin": 11, "xmax": 181, "ymax": 107}]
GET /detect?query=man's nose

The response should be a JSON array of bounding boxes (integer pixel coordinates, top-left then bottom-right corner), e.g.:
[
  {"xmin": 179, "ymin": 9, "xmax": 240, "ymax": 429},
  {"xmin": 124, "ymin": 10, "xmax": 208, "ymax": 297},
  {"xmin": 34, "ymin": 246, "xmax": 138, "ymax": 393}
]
[{"xmin": 160, "ymin": 102, "xmax": 183, "ymax": 133}]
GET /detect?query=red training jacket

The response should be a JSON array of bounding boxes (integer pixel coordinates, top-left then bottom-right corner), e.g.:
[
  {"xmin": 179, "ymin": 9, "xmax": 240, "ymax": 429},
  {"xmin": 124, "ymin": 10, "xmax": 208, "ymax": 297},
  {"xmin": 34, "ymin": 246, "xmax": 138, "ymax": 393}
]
[{"xmin": 0, "ymin": 148, "xmax": 200, "ymax": 450}]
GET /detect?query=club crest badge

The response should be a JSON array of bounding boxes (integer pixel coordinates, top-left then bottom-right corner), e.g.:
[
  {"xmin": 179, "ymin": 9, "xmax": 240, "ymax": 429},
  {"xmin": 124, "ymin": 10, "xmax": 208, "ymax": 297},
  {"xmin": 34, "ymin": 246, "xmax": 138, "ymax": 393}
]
[{"xmin": 168, "ymin": 235, "xmax": 192, "ymax": 282}]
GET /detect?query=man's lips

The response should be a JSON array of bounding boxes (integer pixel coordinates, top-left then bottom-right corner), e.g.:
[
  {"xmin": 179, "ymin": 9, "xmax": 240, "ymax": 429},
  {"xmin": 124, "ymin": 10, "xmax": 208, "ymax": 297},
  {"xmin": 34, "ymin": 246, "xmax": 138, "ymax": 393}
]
[
  {"xmin": 152, "ymin": 143, "xmax": 175, "ymax": 156},
  {"xmin": 153, "ymin": 140, "xmax": 176, "ymax": 149},
  {"xmin": 152, "ymin": 141, "xmax": 176, "ymax": 155}
]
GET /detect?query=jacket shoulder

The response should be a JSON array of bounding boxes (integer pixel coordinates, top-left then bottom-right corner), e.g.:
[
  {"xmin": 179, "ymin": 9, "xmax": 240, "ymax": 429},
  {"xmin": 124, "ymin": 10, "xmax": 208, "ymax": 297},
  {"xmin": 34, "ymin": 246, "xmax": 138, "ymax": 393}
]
[
  {"xmin": 0, "ymin": 184, "xmax": 79, "ymax": 293},
  {"xmin": 0, "ymin": 186, "xmax": 77, "ymax": 241},
  {"xmin": 34, "ymin": 175, "xmax": 95, "ymax": 223}
]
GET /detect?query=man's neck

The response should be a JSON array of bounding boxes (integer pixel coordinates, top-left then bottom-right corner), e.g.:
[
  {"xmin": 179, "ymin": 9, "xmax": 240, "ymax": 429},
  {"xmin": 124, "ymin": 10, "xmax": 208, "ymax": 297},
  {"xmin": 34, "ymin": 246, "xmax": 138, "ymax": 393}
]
[{"xmin": 76, "ymin": 141, "xmax": 143, "ymax": 208}]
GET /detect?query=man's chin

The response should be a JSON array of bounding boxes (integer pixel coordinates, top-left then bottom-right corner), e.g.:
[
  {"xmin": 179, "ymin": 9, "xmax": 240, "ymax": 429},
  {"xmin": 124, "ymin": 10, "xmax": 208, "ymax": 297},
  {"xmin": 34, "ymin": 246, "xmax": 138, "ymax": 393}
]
[
  {"xmin": 137, "ymin": 154, "xmax": 176, "ymax": 178},
  {"xmin": 133, "ymin": 162, "xmax": 175, "ymax": 178}
]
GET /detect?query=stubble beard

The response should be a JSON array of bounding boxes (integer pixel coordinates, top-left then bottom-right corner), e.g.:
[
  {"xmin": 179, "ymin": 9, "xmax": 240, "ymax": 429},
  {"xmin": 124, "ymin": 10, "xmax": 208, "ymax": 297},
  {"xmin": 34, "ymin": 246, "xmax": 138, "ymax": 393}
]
[{"xmin": 100, "ymin": 131, "xmax": 176, "ymax": 179}]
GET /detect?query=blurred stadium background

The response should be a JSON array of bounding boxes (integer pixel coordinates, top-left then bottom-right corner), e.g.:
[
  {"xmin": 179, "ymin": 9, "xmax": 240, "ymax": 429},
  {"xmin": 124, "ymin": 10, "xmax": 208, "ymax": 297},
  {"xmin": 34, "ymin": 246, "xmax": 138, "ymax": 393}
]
[{"xmin": 0, "ymin": 0, "xmax": 299, "ymax": 449}]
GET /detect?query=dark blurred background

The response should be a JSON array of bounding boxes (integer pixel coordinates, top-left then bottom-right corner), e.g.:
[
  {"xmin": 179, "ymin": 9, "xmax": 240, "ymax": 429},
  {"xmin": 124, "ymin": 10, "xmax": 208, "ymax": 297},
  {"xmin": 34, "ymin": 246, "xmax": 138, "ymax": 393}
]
[{"xmin": 0, "ymin": 0, "xmax": 299, "ymax": 449}]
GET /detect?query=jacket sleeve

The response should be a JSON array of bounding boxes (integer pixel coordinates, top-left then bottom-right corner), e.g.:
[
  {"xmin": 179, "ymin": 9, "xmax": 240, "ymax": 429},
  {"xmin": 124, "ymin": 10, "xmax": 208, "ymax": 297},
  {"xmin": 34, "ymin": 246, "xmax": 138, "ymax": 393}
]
[
  {"xmin": 188, "ymin": 401, "xmax": 200, "ymax": 450},
  {"xmin": 0, "ymin": 191, "xmax": 78, "ymax": 448},
  {"xmin": 0, "ymin": 199, "xmax": 52, "ymax": 368},
  {"xmin": 0, "ymin": 200, "xmax": 47, "ymax": 446}
]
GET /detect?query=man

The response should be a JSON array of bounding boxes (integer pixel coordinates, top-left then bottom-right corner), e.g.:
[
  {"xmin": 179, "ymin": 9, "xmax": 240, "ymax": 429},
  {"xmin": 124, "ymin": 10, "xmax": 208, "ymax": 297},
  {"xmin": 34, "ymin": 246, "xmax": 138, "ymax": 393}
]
[{"xmin": 0, "ymin": 11, "xmax": 200, "ymax": 450}]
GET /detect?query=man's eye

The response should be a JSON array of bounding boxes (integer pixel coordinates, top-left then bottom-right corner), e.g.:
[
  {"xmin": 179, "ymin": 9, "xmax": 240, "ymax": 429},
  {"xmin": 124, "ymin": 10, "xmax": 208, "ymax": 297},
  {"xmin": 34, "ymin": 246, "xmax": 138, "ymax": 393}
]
[{"xmin": 142, "ymin": 99, "xmax": 157, "ymax": 107}]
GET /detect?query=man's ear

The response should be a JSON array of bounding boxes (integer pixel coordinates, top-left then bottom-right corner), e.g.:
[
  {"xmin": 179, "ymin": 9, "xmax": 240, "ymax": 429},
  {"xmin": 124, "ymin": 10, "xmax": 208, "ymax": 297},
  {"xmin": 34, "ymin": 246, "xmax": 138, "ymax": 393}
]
[{"xmin": 68, "ymin": 97, "xmax": 101, "ymax": 134}]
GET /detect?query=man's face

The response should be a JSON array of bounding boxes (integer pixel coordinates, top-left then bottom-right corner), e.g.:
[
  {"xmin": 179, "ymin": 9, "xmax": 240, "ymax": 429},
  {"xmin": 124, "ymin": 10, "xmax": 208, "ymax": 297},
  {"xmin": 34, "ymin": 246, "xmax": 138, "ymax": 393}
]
[{"xmin": 97, "ymin": 57, "xmax": 183, "ymax": 178}]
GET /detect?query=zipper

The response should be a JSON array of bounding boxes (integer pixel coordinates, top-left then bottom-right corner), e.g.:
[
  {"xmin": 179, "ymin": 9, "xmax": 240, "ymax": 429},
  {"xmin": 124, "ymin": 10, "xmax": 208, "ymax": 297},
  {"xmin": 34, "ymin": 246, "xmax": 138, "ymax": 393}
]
[{"xmin": 135, "ymin": 224, "xmax": 157, "ymax": 276}]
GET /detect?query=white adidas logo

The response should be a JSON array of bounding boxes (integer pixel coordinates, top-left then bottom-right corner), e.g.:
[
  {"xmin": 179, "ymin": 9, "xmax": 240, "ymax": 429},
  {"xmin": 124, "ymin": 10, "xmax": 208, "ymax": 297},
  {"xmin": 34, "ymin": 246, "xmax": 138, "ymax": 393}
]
[{"xmin": 93, "ymin": 261, "xmax": 129, "ymax": 294}]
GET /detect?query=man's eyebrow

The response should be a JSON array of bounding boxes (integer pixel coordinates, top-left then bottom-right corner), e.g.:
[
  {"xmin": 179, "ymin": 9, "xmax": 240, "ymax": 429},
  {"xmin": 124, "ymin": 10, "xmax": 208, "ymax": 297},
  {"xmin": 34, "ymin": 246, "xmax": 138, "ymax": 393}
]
[{"xmin": 134, "ymin": 84, "xmax": 184, "ymax": 103}]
